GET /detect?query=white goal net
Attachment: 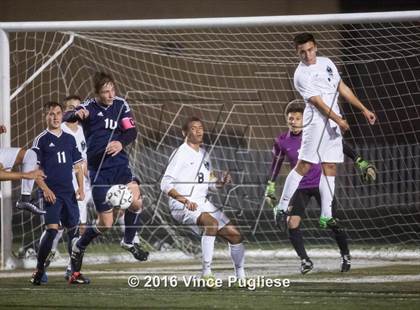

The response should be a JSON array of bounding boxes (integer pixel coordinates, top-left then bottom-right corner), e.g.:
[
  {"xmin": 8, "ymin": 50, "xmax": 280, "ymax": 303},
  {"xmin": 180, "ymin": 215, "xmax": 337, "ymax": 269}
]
[{"xmin": 1, "ymin": 12, "xmax": 419, "ymax": 268}]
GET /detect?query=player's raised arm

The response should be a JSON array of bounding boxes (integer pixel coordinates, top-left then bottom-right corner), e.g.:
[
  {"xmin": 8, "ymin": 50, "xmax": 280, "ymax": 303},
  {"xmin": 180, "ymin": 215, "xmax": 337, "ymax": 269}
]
[
  {"xmin": 62, "ymin": 106, "xmax": 89, "ymax": 123},
  {"xmin": 338, "ymin": 81, "xmax": 376, "ymax": 125}
]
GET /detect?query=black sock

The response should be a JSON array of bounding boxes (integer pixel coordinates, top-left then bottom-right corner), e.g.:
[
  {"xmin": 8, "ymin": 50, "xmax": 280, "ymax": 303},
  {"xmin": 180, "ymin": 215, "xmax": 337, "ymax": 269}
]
[
  {"xmin": 37, "ymin": 229, "xmax": 58, "ymax": 271},
  {"xmin": 331, "ymin": 226, "xmax": 350, "ymax": 256},
  {"xmin": 123, "ymin": 209, "xmax": 141, "ymax": 245},
  {"xmin": 77, "ymin": 226, "xmax": 100, "ymax": 250},
  {"xmin": 342, "ymin": 142, "xmax": 359, "ymax": 162},
  {"xmin": 66, "ymin": 226, "xmax": 79, "ymax": 256},
  {"xmin": 21, "ymin": 194, "xmax": 31, "ymax": 203},
  {"xmin": 288, "ymin": 228, "xmax": 309, "ymax": 260}
]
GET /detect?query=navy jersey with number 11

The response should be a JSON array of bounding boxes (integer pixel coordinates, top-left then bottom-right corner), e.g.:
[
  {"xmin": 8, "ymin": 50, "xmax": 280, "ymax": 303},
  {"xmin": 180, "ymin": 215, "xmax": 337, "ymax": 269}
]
[{"xmin": 32, "ymin": 130, "xmax": 83, "ymax": 193}]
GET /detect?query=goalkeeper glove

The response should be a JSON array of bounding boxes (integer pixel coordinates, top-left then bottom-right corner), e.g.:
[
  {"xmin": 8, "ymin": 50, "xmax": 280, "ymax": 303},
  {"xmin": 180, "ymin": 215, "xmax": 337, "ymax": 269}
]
[
  {"xmin": 355, "ymin": 157, "xmax": 377, "ymax": 184},
  {"xmin": 264, "ymin": 181, "xmax": 276, "ymax": 207}
]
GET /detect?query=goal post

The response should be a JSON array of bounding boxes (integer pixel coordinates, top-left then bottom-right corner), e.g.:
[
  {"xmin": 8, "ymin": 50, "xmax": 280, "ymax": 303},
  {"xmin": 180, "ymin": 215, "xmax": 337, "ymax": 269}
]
[{"xmin": 1, "ymin": 11, "xmax": 419, "ymax": 270}]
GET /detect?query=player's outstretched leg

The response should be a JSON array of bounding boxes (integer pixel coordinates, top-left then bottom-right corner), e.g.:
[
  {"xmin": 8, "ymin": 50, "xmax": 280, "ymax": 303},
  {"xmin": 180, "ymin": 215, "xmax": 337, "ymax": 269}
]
[
  {"xmin": 16, "ymin": 149, "xmax": 46, "ymax": 215},
  {"xmin": 121, "ymin": 208, "xmax": 149, "ymax": 261}
]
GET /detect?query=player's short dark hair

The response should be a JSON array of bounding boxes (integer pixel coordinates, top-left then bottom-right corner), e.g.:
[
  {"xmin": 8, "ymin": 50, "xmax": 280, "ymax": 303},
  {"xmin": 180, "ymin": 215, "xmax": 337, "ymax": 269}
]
[
  {"xmin": 43, "ymin": 101, "xmax": 63, "ymax": 113},
  {"xmin": 64, "ymin": 95, "xmax": 82, "ymax": 103},
  {"xmin": 285, "ymin": 99, "xmax": 305, "ymax": 117},
  {"xmin": 182, "ymin": 116, "xmax": 202, "ymax": 132},
  {"xmin": 93, "ymin": 72, "xmax": 115, "ymax": 94},
  {"xmin": 293, "ymin": 33, "xmax": 316, "ymax": 48}
]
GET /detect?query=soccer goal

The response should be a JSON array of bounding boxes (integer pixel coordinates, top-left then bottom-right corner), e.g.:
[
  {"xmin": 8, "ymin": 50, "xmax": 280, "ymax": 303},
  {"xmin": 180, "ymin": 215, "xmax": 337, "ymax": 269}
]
[{"xmin": 1, "ymin": 11, "xmax": 419, "ymax": 270}]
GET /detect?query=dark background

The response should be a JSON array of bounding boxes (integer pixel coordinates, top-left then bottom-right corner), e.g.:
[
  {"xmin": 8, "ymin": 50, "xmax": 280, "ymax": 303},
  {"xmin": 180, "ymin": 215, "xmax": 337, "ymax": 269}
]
[{"xmin": 0, "ymin": 0, "xmax": 419, "ymax": 21}]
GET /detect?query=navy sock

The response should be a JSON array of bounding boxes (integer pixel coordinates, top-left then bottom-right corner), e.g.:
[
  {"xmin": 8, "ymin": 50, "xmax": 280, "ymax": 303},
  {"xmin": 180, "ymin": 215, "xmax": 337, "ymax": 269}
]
[
  {"xmin": 331, "ymin": 226, "xmax": 350, "ymax": 256},
  {"xmin": 77, "ymin": 226, "xmax": 100, "ymax": 250},
  {"xmin": 288, "ymin": 228, "xmax": 309, "ymax": 260},
  {"xmin": 123, "ymin": 209, "xmax": 141, "ymax": 245},
  {"xmin": 37, "ymin": 229, "xmax": 58, "ymax": 271},
  {"xmin": 66, "ymin": 226, "xmax": 79, "ymax": 256}
]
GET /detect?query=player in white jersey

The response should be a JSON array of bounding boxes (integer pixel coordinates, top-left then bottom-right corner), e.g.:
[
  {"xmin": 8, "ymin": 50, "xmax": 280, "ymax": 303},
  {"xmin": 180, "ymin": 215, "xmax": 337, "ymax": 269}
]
[
  {"xmin": 161, "ymin": 117, "xmax": 246, "ymax": 284},
  {"xmin": 0, "ymin": 125, "xmax": 45, "ymax": 214},
  {"xmin": 276, "ymin": 33, "xmax": 376, "ymax": 228}
]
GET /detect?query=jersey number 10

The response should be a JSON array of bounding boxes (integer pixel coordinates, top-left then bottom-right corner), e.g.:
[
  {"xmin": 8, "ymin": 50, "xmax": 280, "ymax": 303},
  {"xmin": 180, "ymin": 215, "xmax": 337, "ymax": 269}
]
[{"xmin": 104, "ymin": 118, "xmax": 118, "ymax": 130}]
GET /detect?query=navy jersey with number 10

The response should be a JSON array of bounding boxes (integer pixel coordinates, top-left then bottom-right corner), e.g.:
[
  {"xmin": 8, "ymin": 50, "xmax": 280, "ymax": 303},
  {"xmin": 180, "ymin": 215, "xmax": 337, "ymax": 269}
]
[{"xmin": 76, "ymin": 96, "xmax": 135, "ymax": 171}]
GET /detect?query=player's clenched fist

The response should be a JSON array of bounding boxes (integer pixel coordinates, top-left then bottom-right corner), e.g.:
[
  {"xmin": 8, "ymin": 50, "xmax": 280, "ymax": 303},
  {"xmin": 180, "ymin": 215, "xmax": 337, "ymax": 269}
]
[
  {"xmin": 362, "ymin": 109, "xmax": 376, "ymax": 125},
  {"xmin": 75, "ymin": 109, "xmax": 90, "ymax": 119}
]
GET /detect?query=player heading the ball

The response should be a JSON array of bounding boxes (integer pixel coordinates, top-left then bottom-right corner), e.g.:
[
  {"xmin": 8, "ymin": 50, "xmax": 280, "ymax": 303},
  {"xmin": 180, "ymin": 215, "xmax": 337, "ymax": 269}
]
[{"xmin": 275, "ymin": 33, "xmax": 376, "ymax": 229}]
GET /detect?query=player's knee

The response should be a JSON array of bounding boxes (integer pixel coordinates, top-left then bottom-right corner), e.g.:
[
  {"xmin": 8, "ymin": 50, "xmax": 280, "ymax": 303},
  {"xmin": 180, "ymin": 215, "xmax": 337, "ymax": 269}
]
[
  {"xmin": 201, "ymin": 215, "xmax": 218, "ymax": 236},
  {"xmin": 228, "ymin": 230, "xmax": 243, "ymax": 244},
  {"xmin": 129, "ymin": 197, "xmax": 143, "ymax": 213},
  {"xmin": 287, "ymin": 215, "xmax": 301, "ymax": 229}
]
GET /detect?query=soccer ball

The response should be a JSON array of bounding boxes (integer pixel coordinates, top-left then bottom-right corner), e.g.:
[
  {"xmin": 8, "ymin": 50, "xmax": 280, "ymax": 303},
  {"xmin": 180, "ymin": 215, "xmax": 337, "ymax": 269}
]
[{"xmin": 105, "ymin": 184, "xmax": 133, "ymax": 209}]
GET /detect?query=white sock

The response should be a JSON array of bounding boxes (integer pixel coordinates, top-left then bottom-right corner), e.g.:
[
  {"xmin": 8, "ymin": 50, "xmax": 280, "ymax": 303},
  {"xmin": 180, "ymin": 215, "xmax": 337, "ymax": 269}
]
[
  {"xmin": 278, "ymin": 169, "xmax": 304, "ymax": 211},
  {"xmin": 21, "ymin": 149, "xmax": 37, "ymax": 195},
  {"xmin": 51, "ymin": 228, "xmax": 64, "ymax": 251},
  {"xmin": 201, "ymin": 235, "xmax": 215, "ymax": 276},
  {"xmin": 117, "ymin": 214, "xmax": 125, "ymax": 233},
  {"xmin": 229, "ymin": 243, "xmax": 245, "ymax": 279},
  {"xmin": 133, "ymin": 232, "xmax": 140, "ymax": 244},
  {"xmin": 319, "ymin": 174, "xmax": 335, "ymax": 218}
]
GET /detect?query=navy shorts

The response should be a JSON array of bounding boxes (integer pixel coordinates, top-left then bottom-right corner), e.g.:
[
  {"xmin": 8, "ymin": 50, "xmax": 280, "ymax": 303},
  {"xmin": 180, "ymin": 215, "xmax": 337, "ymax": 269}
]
[
  {"xmin": 43, "ymin": 192, "xmax": 80, "ymax": 228},
  {"xmin": 90, "ymin": 165, "xmax": 134, "ymax": 213},
  {"xmin": 288, "ymin": 187, "xmax": 337, "ymax": 218}
]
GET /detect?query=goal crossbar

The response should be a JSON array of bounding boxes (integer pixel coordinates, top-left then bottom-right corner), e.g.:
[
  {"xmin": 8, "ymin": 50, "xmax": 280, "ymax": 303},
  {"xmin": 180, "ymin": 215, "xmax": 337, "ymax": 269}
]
[{"xmin": 0, "ymin": 10, "xmax": 419, "ymax": 32}]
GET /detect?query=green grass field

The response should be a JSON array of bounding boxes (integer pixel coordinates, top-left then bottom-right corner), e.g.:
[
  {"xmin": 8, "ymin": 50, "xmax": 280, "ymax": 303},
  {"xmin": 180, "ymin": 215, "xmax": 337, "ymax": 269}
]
[{"xmin": 1, "ymin": 258, "xmax": 419, "ymax": 309}]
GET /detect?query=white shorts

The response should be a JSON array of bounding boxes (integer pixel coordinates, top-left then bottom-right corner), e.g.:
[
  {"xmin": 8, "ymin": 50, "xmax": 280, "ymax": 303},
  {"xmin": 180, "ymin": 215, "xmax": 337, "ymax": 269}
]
[
  {"xmin": 299, "ymin": 118, "xmax": 343, "ymax": 164},
  {"xmin": 77, "ymin": 189, "xmax": 92, "ymax": 224},
  {"xmin": 170, "ymin": 200, "xmax": 230, "ymax": 235},
  {"xmin": 0, "ymin": 147, "xmax": 20, "ymax": 170}
]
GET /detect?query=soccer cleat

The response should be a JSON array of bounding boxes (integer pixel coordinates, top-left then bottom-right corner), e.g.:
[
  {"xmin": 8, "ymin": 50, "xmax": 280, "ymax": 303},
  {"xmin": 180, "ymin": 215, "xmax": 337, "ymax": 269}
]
[
  {"xmin": 121, "ymin": 241, "xmax": 149, "ymax": 261},
  {"xmin": 44, "ymin": 250, "xmax": 56, "ymax": 269},
  {"xmin": 64, "ymin": 268, "xmax": 72, "ymax": 281},
  {"xmin": 70, "ymin": 238, "xmax": 85, "ymax": 272},
  {"xmin": 68, "ymin": 271, "xmax": 90, "ymax": 284},
  {"xmin": 319, "ymin": 216, "xmax": 338, "ymax": 229},
  {"xmin": 275, "ymin": 210, "xmax": 288, "ymax": 232},
  {"xmin": 341, "ymin": 254, "xmax": 351, "ymax": 272},
  {"xmin": 300, "ymin": 258, "xmax": 314, "ymax": 275},
  {"xmin": 30, "ymin": 269, "xmax": 45, "ymax": 285},
  {"xmin": 355, "ymin": 157, "xmax": 377, "ymax": 184},
  {"xmin": 202, "ymin": 274, "xmax": 217, "ymax": 289},
  {"xmin": 16, "ymin": 200, "xmax": 46, "ymax": 215}
]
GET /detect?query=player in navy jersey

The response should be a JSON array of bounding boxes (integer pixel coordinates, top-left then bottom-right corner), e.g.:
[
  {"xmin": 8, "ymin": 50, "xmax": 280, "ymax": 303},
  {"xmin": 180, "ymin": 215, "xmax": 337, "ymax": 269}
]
[
  {"xmin": 265, "ymin": 100, "xmax": 376, "ymax": 274},
  {"xmin": 64, "ymin": 72, "xmax": 148, "ymax": 283},
  {"xmin": 30, "ymin": 101, "xmax": 86, "ymax": 285}
]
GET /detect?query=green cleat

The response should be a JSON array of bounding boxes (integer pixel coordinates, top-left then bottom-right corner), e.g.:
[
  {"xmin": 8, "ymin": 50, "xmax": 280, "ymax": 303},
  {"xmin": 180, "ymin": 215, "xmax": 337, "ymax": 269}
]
[
  {"xmin": 355, "ymin": 157, "xmax": 377, "ymax": 184},
  {"xmin": 319, "ymin": 216, "xmax": 338, "ymax": 229}
]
